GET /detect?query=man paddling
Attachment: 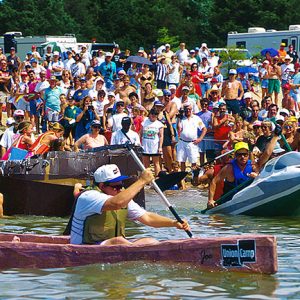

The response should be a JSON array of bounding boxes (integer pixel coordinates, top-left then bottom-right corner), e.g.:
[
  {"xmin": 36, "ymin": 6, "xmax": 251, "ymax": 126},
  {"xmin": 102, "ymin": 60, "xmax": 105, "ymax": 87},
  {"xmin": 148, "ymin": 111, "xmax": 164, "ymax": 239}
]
[{"xmin": 70, "ymin": 164, "xmax": 190, "ymax": 245}]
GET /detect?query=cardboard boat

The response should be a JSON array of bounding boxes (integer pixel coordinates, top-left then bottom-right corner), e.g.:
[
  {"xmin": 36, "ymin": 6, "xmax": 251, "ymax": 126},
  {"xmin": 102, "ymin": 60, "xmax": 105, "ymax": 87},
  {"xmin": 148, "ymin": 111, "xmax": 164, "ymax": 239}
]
[
  {"xmin": 204, "ymin": 152, "xmax": 300, "ymax": 216},
  {"xmin": 0, "ymin": 232, "xmax": 277, "ymax": 274},
  {"xmin": 0, "ymin": 145, "xmax": 145, "ymax": 216}
]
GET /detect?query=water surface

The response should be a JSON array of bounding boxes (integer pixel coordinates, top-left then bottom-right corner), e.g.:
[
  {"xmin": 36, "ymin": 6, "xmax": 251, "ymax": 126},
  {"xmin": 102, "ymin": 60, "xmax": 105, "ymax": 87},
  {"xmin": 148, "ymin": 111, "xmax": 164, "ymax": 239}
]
[{"xmin": 0, "ymin": 187, "xmax": 299, "ymax": 299}]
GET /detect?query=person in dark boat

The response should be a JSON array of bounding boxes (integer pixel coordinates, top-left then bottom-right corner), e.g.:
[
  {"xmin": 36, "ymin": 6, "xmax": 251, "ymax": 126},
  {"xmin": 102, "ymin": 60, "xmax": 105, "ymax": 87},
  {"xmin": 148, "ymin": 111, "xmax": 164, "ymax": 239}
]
[{"xmin": 70, "ymin": 164, "xmax": 190, "ymax": 245}]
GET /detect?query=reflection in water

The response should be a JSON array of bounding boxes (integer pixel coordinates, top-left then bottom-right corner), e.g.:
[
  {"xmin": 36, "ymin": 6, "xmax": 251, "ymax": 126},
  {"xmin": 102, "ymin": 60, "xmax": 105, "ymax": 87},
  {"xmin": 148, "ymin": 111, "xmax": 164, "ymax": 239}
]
[{"xmin": 0, "ymin": 190, "xmax": 299, "ymax": 299}]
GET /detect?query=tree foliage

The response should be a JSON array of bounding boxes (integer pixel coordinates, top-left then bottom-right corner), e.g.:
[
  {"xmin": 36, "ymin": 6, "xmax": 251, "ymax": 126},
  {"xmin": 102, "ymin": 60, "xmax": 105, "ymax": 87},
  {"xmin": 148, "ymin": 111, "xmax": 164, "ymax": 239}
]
[{"xmin": 0, "ymin": 0, "xmax": 300, "ymax": 51}]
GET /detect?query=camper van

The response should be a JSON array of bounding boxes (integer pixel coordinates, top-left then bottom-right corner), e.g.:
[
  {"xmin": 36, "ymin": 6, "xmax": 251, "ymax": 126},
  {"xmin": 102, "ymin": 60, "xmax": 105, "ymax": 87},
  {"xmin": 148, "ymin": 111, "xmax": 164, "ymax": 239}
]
[
  {"xmin": 227, "ymin": 25, "xmax": 300, "ymax": 55},
  {"xmin": 0, "ymin": 32, "xmax": 77, "ymax": 59}
]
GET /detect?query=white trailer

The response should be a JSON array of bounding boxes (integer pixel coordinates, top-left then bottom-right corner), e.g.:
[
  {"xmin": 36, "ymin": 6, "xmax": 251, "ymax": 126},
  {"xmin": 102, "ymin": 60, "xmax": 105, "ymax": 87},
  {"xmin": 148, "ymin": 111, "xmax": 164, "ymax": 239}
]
[
  {"xmin": 227, "ymin": 25, "xmax": 300, "ymax": 55},
  {"xmin": 0, "ymin": 32, "xmax": 77, "ymax": 59}
]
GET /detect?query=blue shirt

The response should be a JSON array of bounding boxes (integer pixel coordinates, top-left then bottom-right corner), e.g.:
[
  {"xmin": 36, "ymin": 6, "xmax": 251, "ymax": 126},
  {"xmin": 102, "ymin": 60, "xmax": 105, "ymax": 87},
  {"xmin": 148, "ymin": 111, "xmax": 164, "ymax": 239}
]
[
  {"xmin": 99, "ymin": 61, "xmax": 117, "ymax": 81},
  {"xmin": 44, "ymin": 86, "xmax": 63, "ymax": 112}
]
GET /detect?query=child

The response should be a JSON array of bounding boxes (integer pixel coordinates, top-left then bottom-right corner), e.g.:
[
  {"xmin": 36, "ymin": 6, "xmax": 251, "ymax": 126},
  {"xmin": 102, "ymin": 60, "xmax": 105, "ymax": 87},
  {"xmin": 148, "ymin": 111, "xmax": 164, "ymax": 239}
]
[{"xmin": 63, "ymin": 97, "xmax": 80, "ymax": 146}]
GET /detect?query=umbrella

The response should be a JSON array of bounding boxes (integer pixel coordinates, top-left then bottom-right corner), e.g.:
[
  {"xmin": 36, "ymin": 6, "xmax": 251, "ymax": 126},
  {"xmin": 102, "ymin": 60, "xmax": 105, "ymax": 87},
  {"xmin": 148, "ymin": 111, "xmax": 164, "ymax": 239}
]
[
  {"xmin": 126, "ymin": 55, "xmax": 153, "ymax": 65},
  {"xmin": 237, "ymin": 66, "xmax": 258, "ymax": 74},
  {"xmin": 260, "ymin": 48, "xmax": 278, "ymax": 57},
  {"xmin": 40, "ymin": 41, "xmax": 68, "ymax": 54}
]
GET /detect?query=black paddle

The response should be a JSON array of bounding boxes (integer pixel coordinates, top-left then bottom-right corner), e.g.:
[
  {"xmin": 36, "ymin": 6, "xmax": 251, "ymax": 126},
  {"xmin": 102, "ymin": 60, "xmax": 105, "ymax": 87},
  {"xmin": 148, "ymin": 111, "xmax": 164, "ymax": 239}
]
[{"xmin": 126, "ymin": 144, "xmax": 193, "ymax": 238}]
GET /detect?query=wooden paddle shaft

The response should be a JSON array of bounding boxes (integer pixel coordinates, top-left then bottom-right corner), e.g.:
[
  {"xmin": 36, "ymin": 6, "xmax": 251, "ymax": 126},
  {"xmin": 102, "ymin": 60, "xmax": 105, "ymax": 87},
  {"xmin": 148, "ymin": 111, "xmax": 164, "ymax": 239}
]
[
  {"xmin": 128, "ymin": 147, "xmax": 193, "ymax": 238},
  {"xmin": 199, "ymin": 149, "xmax": 234, "ymax": 168}
]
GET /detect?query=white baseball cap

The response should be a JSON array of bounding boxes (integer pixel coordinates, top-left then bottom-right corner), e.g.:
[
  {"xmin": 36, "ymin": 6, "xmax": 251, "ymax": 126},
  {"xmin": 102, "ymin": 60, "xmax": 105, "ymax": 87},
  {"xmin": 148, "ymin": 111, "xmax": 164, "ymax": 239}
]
[
  {"xmin": 105, "ymin": 52, "xmax": 113, "ymax": 57},
  {"xmin": 53, "ymin": 51, "xmax": 60, "ymax": 56},
  {"xmin": 243, "ymin": 92, "xmax": 252, "ymax": 99},
  {"xmin": 168, "ymin": 84, "xmax": 177, "ymax": 90},
  {"xmin": 13, "ymin": 109, "xmax": 25, "ymax": 117},
  {"xmin": 107, "ymin": 91, "xmax": 116, "ymax": 97},
  {"xmin": 229, "ymin": 69, "xmax": 237, "ymax": 75},
  {"xmin": 94, "ymin": 164, "xmax": 129, "ymax": 183}
]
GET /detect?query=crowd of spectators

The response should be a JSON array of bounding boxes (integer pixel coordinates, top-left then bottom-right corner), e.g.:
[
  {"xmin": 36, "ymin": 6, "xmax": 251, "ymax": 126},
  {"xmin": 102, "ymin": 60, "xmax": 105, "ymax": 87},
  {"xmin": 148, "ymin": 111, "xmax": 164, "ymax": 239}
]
[{"xmin": 0, "ymin": 41, "xmax": 300, "ymax": 177}]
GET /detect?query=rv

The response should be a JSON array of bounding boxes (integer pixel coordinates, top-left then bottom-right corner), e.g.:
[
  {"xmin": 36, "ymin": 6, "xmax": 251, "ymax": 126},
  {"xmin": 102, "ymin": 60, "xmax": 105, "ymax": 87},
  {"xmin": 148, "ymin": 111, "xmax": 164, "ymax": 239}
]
[
  {"xmin": 227, "ymin": 25, "xmax": 300, "ymax": 55},
  {"xmin": 0, "ymin": 32, "xmax": 77, "ymax": 59}
]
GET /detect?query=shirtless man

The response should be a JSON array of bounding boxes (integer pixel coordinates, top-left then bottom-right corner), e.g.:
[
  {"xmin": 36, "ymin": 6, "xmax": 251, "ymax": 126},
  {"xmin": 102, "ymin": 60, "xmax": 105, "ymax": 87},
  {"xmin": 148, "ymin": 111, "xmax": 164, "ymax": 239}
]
[
  {"xmin": 115, "ymin": 75, "xmax": 136, "ymax": 105},
  {"xmin": 74, "ymin": 120, "xmax": 108, "ymax": 151},
  {"xmin": 221, "ymin": 69, "xmax": 244, "ymax": 115},
  {"xmin": 207, "ymin": 128, "xmax": 282, "ymax": 208},
  {"xmin": 267, "ymin": 56, "xmax": 282, "ymax": 106}
]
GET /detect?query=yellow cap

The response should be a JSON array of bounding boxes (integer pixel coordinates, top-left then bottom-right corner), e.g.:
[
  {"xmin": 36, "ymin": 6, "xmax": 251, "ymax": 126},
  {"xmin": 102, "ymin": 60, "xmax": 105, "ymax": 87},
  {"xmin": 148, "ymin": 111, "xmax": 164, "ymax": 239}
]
[
  {"xmin": 288, "ymin": 116, "xmax": 297, "ymax": 123},
  {"xmin": 234, "ymin": 142, "xmax": 249, "ymax": 152}
]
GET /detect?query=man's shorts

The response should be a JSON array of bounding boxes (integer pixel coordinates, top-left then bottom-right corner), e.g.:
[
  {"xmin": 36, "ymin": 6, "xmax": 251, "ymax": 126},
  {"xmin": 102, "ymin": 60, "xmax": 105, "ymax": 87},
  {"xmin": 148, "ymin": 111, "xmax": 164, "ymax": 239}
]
[
  {"xmin": 268, "ymin": 79, "xmax": 281, "ymax": 94},
  {"xmin": 0, "ymin": 91, "xmax": 8, "ymax": 104},
  {"xmin": 176, "ymin": 139, "xmax": 199, "ymax": 164},
  {"xmin": 225, "ymin": 99, "xmax": 240, "ymax": 114},
  {"xmin": 261, "ymin": 79, "xmax": 269, "ymax": 89},
  {"xmin": 46, "ymin": 108, "xmax": 59, "ymax": 122}
]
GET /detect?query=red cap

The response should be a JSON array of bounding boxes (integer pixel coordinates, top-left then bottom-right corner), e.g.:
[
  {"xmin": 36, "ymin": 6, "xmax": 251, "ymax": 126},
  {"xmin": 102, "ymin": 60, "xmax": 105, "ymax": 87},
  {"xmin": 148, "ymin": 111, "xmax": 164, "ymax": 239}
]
[
  {"xmin": 283, "ymin": 83, "xmax": 291, "ymax": 90},
  {"xmin": 294, "ymin": 63, "xmax": 300, "ymax": 69},
  {"xmin": 31, "ymin": 45, "xmax": 36, "ymax": 49}
]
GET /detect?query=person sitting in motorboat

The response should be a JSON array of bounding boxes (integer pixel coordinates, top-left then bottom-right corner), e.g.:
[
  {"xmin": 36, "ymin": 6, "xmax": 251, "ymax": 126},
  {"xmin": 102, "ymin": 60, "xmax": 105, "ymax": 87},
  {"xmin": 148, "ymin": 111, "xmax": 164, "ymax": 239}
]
[
  {"xmin": 69, "ymin": 164, "xmax": 190, "ymax": 245},
  {"xmin": 207, "ymin": 126, "xmax": 283, "ymax": 209},
  {"xmin": 28, "ymin": 122, "xmax": 65, "ymax": 155}
]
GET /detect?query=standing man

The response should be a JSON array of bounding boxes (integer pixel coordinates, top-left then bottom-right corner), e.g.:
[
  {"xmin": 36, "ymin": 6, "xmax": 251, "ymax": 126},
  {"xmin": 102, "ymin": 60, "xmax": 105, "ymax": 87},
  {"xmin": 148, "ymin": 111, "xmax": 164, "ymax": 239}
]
[
  {"xmin": 175, "ymin": 43, "xmax": 190, "ymax": 65},
  {"xmin": 111, "ymin": 44, "xmax": 125, "ymax": 69},
  {"xmin": 267, "ymin": 56, "xmax": 282, "ymax": 106},
  {"xmin": 278, "ymin": 43, "xmax": 287, "ymax": 64},
  {"xmin": 48, "ymin": 52, "xmax": 64, "ymax": 81},
  {"xmin": 0, "ymin": 59, "xmax": 11, "ymax": 122},
  {"xmin": 110, "ymin": 116, "xmax": 141, "ymax": 146},
  {"xmin": 64, "ymin": 50, "xmax": 75, "ymax": 72},
  {"xmin": 6, "ymin": 47, "xmax": 20, "ymax": 72},
  {"xmin": 221, "ymin": 69, "xmax": 244, "ymax": 115},
  {"xmin": 99, "ymin": 52, "xmax": 117, "ymax": 90},
  {"xmin": 43, "ymin": 76, "xmax": 63, "ymax": 125},
  {"xmin": 155, "ymin": 56, "xmax": 168, "ymax": 89},
  {"xmin": 286, "ymin": 44, "xmax": 299, "ymax": 64},
  {"xmin": 164, "ymin": 44, "xmax": 174, "ymax": 65},
  {"xmin": 70, "ymin": 53, "xmax": 86, "ymax": 78},
  {"xmin": 70, "ymin": 165, "xmax": 190, "ymax": 245},
  {"xmin": 177, "ymin": 102, "xmax": 207, "ymax": 171}
]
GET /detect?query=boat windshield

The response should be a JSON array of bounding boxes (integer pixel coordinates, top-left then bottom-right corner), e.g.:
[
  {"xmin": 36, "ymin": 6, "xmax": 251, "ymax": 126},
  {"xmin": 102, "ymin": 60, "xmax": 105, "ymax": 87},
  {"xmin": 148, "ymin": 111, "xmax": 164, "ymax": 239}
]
[{"xmin": 274, "ymin": 152, "xmax": 300, "ymax": 170}]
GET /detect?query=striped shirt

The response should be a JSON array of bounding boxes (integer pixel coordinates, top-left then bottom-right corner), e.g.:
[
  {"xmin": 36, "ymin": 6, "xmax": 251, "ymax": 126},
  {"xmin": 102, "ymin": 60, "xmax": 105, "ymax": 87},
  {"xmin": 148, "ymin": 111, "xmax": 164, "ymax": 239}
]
[{"xmin": 155, "ymin": 63, "xmax": 168, "ymax": 81}]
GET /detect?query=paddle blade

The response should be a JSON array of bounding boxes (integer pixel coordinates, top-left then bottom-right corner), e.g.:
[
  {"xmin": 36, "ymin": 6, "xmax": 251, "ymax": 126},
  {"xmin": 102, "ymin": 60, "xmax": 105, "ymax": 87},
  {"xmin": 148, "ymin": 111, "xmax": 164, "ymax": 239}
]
[{"xmin": 155, "ymin": 172, "xmax": 188, "ymax": 192}]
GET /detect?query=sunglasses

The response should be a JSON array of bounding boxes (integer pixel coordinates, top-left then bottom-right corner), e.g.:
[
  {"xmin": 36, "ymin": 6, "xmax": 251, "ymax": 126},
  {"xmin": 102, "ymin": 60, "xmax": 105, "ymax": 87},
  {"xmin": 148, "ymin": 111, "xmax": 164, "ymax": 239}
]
[
  {"xmin": 116, "ymin": 103, "xmax": 125, "ymax": 107},
  {"xmin": 261, "ymin": 125, "xmax": 270, "ymax": 129},
  {"xmin": 236, "ymin": 152, "xmax": 249, "ymax": 157},
  {"xmin": 284, "ymin": 125, "xmax": 293, "ymax": 129},
  {"xmin": 253, "ymin": 126, "xmax": 260, "ymax": 129},
  {"xmin": 104, "ymin": 183, "xmax": 123, "ymax": 190},
  {"xmin": 211, "ymin": 92, "xmax": 218, "ymax": 95},
  {"xmin": 92, "ymin": 125, "xmax": 101, "ymax": 129}
]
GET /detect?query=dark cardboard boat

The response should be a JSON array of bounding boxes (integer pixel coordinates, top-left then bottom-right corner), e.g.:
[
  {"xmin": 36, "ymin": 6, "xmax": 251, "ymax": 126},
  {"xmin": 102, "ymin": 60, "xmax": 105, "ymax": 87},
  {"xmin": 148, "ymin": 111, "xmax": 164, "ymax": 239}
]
[{"xmin": 0, "ymin": 145, "xmax": 144, "ymax": 217}]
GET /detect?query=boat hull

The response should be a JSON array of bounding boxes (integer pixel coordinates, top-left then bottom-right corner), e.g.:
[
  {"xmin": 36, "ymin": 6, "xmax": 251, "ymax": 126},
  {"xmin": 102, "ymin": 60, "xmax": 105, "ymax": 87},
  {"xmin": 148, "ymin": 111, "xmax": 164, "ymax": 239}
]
[
  {"xmin": 0, "ymin": 233, "xmax": 277, "ymax": 274},
  {"xmin": 205, "ymin": 152, "xmax": 300, "ymax": 216},
  {"xmin": 0, "ymin": 146, "xmax": 145, "ymax": 216}
]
